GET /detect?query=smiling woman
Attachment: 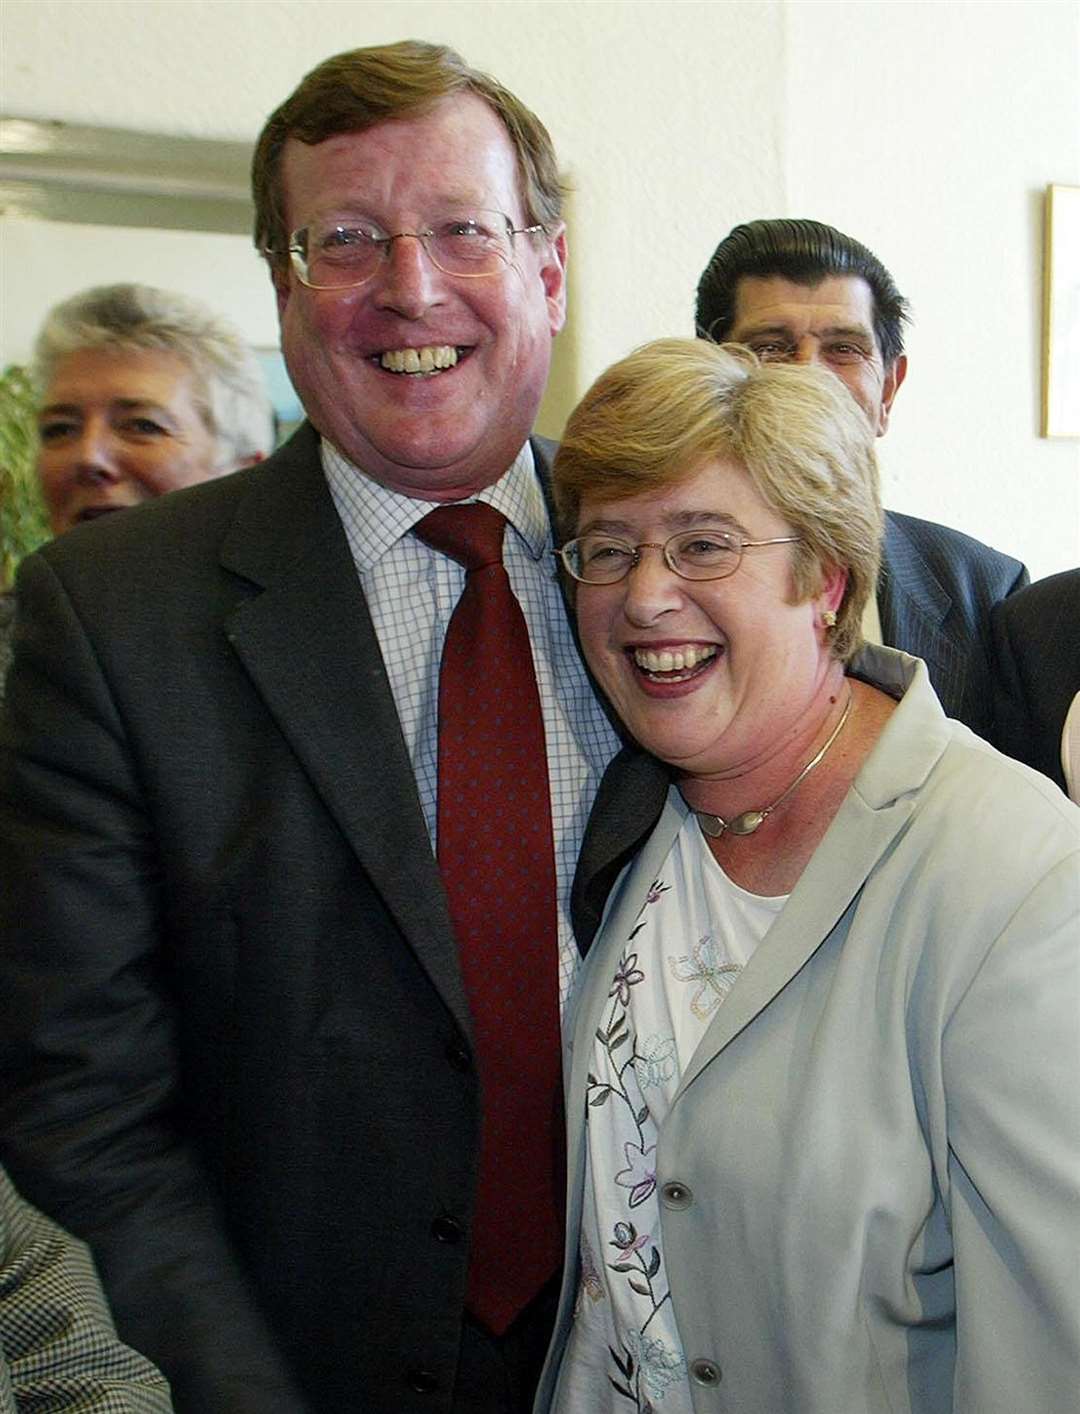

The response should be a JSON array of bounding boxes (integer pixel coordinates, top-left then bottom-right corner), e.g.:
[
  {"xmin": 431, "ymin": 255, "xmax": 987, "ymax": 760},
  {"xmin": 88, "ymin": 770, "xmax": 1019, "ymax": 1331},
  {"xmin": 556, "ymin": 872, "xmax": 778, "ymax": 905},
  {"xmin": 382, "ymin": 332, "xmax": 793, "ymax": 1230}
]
[
  {"xmin": 537, "ymin": 337, "xmax": 1080, "ymax": 1414},
  {"xmin": 32, "ymin": 283, "xmax": 274, "ymax": 535}
]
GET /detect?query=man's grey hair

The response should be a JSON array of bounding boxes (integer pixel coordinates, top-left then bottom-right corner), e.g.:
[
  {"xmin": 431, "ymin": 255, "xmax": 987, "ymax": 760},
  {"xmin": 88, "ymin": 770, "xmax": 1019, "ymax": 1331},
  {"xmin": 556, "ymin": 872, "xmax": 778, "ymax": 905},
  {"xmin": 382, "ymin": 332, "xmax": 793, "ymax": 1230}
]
[{"xmin": 34, "ymin": 283, "xmax": 275, "ymax": 470}]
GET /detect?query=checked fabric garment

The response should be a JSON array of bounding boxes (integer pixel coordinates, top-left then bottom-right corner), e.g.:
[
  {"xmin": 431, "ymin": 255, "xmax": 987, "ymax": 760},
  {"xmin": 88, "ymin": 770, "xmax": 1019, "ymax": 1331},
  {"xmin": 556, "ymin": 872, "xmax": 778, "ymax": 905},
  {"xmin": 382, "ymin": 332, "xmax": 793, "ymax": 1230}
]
[{"xmin": 415, "ymin": 503, "xmax": 564, "ymax": 1335}]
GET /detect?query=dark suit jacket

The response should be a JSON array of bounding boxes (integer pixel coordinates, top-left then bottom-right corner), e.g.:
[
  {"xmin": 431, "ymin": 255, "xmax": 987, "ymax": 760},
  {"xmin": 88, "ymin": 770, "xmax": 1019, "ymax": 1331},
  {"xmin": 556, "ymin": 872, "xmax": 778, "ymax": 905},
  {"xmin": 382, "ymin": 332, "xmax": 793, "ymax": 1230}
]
[
  {"xmin": 0, "ymin": 424, "xmax": 565, "ymax": 1414},
  {"xmin": 988, "ymin": 568, "xmax": 1080, "ymax": 791},
  {"xmin": 878, "ymin": 510, "xmax": 1027, "ymax": 736}
]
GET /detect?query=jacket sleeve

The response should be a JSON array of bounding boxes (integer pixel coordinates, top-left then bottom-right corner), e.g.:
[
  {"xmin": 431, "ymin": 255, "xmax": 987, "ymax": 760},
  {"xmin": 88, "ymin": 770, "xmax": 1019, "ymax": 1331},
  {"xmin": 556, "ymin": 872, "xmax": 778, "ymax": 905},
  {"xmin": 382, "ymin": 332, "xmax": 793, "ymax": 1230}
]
[
  {"xmin": 941, "ymin": 851, "xmax": 1080, "ymax": 1412},
  {"xmin": 0, "ymin": 1165, "xmax": 174, "ymax": 1412},
  {"xmin": 0, "ymin": 552, "xmax": 311, "ymax": 1414}
]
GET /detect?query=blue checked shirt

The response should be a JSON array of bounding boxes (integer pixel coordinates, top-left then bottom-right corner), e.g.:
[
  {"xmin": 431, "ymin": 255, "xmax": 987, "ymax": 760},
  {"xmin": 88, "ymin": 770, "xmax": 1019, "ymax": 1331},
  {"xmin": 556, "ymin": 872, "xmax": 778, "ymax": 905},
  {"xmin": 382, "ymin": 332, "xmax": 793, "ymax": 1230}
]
[{"xmin": 322, "ymin": 439, "xmax": 621, "ymax": 1007}]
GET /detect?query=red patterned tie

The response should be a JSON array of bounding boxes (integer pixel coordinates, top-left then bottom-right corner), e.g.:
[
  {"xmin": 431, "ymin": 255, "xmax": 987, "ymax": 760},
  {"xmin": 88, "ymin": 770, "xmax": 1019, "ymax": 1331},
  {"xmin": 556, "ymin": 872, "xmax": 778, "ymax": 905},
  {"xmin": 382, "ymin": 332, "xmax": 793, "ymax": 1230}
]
[{"xmin": 415, "ymin": 503, "xmax": 563, "ymax": 1335}]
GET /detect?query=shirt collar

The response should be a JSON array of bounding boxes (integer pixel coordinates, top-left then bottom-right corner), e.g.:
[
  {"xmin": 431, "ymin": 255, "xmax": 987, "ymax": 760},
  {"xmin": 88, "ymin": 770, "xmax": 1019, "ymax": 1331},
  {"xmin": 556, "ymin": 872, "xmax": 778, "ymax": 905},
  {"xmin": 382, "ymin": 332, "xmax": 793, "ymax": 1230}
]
[{"xmin": 321, "ymin": 438, "xmax": 551, "ymax": 573}]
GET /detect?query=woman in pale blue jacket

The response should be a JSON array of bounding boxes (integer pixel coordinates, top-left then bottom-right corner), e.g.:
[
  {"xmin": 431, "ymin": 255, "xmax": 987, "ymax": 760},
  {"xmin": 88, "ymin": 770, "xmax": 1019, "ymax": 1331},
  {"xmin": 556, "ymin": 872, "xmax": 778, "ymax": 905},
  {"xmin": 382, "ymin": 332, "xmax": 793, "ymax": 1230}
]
[{"xmin": 537, "ymin": 339, "xmax": 1079, "ymax": 1414}]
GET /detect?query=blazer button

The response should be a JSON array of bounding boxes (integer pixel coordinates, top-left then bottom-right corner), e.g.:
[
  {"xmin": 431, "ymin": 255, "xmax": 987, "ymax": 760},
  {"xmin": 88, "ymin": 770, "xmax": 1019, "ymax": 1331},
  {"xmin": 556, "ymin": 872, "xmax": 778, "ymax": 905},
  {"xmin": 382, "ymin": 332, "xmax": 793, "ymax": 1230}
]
[
  {"xmin": 406, "ymin": 1366, "xmax": 440, "ymax": 1394},
  {"xmin": 431, "ymin": 1214, "xmax": 463, "ymax": 1244},
  {"xmin": 690, "ymin": 1358, "xmax": 721, "ymax": 1386},
  {"xmin": 660, "ymin": 1180, "xmax": 693, "ymax": 1209},
  {"xmin": 445, "ymin": 1036, "xmax": 472, "ymax": 1072}
]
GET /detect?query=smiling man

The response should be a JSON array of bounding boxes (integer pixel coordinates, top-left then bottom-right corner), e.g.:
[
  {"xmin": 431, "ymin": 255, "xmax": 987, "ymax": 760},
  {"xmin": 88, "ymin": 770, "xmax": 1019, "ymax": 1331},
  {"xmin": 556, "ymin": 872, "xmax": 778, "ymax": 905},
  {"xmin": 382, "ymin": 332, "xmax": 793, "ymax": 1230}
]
[
  {"xmin": 696, "ymin": 219, "xmax": 1028, "ymax": 737},
  {"xmin": 0, "ymin": 43, "xmax": 619, "ymax": 1414}
]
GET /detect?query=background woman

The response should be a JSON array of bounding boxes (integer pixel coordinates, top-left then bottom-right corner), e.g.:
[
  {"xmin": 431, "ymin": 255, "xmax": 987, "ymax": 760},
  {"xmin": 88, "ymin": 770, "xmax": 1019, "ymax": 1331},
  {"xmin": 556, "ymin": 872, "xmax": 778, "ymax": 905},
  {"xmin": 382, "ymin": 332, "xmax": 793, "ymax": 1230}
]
[
  {"xmin": 33, "ymin": 282, "xmax": 274, "ymax": 537},
  {"xmin": 538, "ymin": 339, "xmax": 1079, "ymax": 1413}
]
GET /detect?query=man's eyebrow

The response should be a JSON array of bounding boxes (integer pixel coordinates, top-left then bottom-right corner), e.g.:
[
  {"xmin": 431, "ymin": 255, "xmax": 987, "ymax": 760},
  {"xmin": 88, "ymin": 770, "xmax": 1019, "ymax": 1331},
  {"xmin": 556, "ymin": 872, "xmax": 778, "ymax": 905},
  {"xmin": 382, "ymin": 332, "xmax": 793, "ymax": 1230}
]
[{"xmin": 734, "ymin": 319, "xmax": 874, "ymax": 342}]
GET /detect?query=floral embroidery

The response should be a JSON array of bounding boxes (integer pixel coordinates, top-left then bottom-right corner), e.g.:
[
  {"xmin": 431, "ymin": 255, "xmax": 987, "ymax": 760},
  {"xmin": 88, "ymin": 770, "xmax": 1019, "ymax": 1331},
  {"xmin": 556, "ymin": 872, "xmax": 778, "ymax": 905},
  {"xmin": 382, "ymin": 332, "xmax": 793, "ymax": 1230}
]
[
  {"xmin": 611, "ymin": 1220, "xmax": 650, "ymax": 1262},
  {"xmin": 585, "ymin": 878, "xmax": 684, "ymax": 1409},
  {"xmin": 632, "ymin": 1033, "xmax": 677, "ymax": 1091},
  {"xmin": 609, "ymin": 952, "xmax": 646, "ymax": 1006},
  {"xmin": 668, "ymin": 933, "xmax": 742, "ymax": 1021},
  {"xmin": 577, "ymin": 1231, "xmax": 606, "ymax": 1309},
  {"xmin": 626, "ymin": 1329, "xmax": 687, "ymax": 1402},
  {"xmin": 614, "ymin": 1141, "xmax": 656, "ymax": 1208}
]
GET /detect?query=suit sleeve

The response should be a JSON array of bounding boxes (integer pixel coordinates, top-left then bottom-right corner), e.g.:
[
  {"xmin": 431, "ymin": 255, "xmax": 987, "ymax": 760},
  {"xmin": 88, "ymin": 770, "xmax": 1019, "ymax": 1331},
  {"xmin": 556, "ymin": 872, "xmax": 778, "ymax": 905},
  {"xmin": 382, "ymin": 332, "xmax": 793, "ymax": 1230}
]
[
  {"xmin": 941, "ymin": 853, "xmax": 1080, "ymax": 1411},
  {"xmin": 0, "ymin": 553, "xmax": 311, "ymax": 1414},
  {"xmin": 987, "ymin": 597, "xmax": 1035, "ymax": 769}
]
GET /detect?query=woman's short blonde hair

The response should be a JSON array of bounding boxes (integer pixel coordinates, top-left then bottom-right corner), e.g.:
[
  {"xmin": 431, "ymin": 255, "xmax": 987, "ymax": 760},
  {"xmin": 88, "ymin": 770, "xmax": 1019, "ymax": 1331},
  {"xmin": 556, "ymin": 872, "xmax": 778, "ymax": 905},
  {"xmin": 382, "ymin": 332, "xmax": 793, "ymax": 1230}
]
[{"xmin": 553, "ymin": 338, "xmax": 883, "ymax": 661}]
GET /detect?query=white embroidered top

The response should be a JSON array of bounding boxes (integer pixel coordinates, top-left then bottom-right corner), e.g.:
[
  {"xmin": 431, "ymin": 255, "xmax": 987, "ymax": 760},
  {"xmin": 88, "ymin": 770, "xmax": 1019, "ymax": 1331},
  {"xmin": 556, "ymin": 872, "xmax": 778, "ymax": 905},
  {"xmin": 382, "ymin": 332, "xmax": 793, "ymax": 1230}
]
[{"xmin": 554, "ymin": 816, "xmax": 787, "ymax": 1413}]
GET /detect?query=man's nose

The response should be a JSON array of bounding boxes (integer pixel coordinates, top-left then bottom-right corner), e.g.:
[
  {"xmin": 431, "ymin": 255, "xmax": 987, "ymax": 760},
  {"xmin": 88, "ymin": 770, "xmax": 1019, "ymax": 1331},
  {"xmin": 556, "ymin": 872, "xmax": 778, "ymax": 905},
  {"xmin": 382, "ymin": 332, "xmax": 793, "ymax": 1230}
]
[
  {"xmin": 371, "ymin": 233, "xmax": 443, "ymax": 318},
  {"xmin": 790, "ymin": 335, "xmax": 821, "ymax": 365}
]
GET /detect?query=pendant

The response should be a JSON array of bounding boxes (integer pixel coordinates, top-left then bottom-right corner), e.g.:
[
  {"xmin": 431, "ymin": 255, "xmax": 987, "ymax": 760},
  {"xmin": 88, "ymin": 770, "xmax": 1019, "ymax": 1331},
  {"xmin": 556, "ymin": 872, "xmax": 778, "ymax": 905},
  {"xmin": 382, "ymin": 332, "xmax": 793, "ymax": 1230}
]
[
  {"xmin": 727, "ymin": 809, "xmax": 767, "ymax": 836},
  {"xmin": 695, "ymin": 807, "xmax": 769, "ymax": 839}
]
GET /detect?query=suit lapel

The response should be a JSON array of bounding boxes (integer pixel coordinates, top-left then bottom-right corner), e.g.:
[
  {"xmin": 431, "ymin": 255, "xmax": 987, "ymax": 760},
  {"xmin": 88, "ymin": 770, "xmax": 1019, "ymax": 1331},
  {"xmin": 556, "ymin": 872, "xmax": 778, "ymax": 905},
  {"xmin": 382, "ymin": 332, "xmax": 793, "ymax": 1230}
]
[
  {"xmin": 218, "ymin": 425, "xmax": 470, "ymax": 1033},
  {"xmin": 879, "ymin": 512, "xmax": 964, "ymax": 712}
]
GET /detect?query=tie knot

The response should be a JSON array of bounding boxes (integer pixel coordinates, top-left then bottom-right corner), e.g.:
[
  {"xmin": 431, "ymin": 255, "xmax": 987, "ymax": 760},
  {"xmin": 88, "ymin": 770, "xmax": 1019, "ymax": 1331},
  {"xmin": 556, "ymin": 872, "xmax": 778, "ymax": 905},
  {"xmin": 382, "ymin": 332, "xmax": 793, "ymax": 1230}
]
[{"xmin": 415, "ymin": 503, "xmax": 507, "ymax": 571}]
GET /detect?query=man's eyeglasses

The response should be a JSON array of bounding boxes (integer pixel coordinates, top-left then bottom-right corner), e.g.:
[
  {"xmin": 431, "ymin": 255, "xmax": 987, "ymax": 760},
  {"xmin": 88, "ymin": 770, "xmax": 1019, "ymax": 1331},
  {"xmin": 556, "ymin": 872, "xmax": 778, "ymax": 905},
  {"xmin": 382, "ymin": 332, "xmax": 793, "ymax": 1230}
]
[
  {"xmin": 557, "ymin": 529, "xmax": 802, "ymax": 585},
  {"xmin": 272, "ymin": 210, "xmax": 545, "ymax": 291}
]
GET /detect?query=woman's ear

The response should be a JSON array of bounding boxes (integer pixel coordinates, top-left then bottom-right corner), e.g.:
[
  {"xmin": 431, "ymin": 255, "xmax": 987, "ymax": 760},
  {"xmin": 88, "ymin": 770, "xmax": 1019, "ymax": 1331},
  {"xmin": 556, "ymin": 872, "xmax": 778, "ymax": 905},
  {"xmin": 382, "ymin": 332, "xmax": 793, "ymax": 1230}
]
[{"xmin": 819, "ymin": 563, "xmax": 848, "ymax": 616}]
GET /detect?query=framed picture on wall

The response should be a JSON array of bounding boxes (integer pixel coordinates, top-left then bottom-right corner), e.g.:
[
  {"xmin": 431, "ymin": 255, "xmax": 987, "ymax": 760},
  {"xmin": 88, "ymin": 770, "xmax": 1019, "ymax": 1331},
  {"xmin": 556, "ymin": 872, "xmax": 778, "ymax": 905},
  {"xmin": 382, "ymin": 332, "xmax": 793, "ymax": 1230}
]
[{"xmin": 1042, "ymin": 183, "xmax": 1080, "ymax": 438}]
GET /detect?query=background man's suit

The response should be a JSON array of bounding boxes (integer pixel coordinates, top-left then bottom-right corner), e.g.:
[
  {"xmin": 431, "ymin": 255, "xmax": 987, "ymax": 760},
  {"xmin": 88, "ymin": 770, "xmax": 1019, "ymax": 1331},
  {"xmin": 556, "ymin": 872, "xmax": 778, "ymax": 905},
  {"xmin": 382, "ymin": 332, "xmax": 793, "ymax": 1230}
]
[
  {"xmin": 878, "ymin": 510, "xmax": 1027, "ymax": 737},
  {"xmin": 0, "ymin": 425, "xmax": 576, "ymax": 1414},
  {"xmin": 989, "ymin": 567, "xmax": 1080, "ymax": 792}
]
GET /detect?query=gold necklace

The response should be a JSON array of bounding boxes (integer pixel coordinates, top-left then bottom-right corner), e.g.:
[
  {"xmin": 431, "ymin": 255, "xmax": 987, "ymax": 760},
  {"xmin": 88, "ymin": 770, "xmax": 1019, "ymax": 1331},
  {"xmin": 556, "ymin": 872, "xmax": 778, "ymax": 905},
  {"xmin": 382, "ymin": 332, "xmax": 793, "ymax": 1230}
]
[{"xmin": 694, "ymin": 692, "xmax": 853, "ymax": 839}]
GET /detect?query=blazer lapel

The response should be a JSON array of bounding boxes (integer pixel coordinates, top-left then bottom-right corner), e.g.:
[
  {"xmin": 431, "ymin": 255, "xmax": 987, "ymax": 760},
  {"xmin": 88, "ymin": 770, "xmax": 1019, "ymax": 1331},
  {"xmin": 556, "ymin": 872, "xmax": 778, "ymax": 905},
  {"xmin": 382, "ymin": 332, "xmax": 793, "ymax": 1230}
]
[
  {"xmin": 676, "ymin": 650, "xmax": 946, "ymax": 1098},
  {"xmin": 673, "ymin": 788, "xmax": 913, "ymax": 1100},
  {"xmin": 218, "ymin": 425, "xmax": 470, "ymax": 1033}
]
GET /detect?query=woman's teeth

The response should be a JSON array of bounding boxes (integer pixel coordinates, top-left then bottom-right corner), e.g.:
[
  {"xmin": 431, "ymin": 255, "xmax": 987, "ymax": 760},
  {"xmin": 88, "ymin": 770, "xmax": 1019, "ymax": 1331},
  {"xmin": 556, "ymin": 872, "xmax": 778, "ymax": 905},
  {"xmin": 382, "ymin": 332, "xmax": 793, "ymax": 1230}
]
[
  {"xmin": 634, "ymin": 645, "xmax": 718, "ymax": 677},
  {"xmin": 380, "ymin": 345, "xmax": 459, "ymax": 374}
]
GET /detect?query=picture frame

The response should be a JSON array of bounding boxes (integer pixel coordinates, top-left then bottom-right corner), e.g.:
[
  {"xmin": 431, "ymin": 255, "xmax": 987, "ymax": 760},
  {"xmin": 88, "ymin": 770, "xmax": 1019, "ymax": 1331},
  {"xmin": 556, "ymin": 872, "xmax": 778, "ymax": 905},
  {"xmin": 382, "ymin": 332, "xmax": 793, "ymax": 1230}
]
[{"xmin": 1042, "ymin": 183, "xmax": 1080, "ymax": 438}]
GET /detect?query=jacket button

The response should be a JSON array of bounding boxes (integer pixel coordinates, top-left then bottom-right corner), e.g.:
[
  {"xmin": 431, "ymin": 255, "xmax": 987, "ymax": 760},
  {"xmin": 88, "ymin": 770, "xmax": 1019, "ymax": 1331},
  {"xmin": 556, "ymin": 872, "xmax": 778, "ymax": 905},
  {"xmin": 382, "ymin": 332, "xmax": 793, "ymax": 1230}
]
[
  {"xmin": 660, "ymin": 1180, "xmax": 693, "ymax": 1208},
  {"xmin": 406, "ymin": 1366, "xmax": 440, "ymax": 1394},
  {"xmin": 690, "ymin": 1358, "xmax": 721, "ymax": 1386},
  {"xmin": 431, "ymin": 1214, "xmax": 463, "ymax": 1244},
  {"xmin": 445, "ymin": 1036, "xmax": 472, "ymax": 1071}
]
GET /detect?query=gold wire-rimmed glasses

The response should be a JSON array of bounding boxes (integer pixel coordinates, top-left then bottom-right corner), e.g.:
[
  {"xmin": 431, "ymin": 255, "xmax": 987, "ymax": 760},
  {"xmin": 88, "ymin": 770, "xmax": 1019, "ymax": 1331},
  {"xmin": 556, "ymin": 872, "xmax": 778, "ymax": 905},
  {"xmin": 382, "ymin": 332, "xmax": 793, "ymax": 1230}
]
[
  {"xmin": 272, "ymin": 210, "xmax": 545, "ymax": 290},
  {"xmin": 557, "ymin": 528, "xmax": 802, "ymax": 585}
]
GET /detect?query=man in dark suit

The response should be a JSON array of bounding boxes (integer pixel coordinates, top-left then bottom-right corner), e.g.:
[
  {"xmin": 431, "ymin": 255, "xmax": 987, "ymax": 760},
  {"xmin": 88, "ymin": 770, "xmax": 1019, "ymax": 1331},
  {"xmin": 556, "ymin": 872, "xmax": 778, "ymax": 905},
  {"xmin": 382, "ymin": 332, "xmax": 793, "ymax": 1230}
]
[
  {"xmin": 989, "ymin": 568, "xmax": 1080, "ymax": 794},
  {"xmin": 0, "ymin": 42, "xmax": 618, "ymax": 1414},
  {"xmin": 696, "ymin": 218, "xmax": 1028, "ymax": 735}
]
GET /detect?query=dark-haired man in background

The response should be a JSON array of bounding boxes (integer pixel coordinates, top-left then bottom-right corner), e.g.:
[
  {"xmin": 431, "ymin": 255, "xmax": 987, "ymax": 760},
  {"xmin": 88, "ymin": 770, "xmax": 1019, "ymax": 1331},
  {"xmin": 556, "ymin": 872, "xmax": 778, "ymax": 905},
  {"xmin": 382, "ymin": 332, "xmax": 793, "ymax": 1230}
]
[
  {"xmin": 697, "ymin": 218, "xmax": 1028, "ymax": 736},
  {"xmin": 1, "ymin": 41, "xmax": 618, "ymax": 1414}
]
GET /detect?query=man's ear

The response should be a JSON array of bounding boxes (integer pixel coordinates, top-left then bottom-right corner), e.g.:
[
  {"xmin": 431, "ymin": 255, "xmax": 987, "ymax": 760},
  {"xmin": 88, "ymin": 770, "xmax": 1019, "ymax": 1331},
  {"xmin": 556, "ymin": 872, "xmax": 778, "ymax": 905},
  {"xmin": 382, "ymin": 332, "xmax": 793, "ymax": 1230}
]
[
  {"xmin": 541, "ymin": 225, "xmax": 568, "ymax": 337},
  {"xmin": 877, "ymin": 353, "xmax": 908, "ymax": 435},
  {"xmin": 272, "ymin": 263, "xmax": 292, "ymax": 320}
]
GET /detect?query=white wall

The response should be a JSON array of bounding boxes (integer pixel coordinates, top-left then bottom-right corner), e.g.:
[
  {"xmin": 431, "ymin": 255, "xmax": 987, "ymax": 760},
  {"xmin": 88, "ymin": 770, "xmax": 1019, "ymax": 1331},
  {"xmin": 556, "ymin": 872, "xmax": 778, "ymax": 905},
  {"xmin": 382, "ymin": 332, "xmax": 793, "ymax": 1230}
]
[{"xmin": 2, "ymin": 0, "xmax": 1077, "ymax": 578}]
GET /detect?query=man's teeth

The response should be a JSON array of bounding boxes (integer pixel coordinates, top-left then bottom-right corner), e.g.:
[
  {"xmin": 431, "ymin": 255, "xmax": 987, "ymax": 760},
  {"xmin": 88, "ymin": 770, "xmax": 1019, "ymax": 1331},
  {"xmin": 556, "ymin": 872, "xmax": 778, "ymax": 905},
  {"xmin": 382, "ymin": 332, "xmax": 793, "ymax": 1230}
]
[
  {"xmin": 380, "ymin": 345, "xmax": 459, "ymax": 374},
  {"xmin": 634, "ymin": 645, "xmax": 718, "ymax": 673}
]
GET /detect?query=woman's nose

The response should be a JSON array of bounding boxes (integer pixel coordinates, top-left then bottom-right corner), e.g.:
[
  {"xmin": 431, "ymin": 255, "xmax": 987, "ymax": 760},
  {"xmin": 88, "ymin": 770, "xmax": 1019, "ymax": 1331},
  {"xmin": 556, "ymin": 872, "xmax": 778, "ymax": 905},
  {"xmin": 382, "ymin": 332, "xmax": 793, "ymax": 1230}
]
[
  {"xmin": 72, "ymin": 424, "xmax": 122, "ymax": 483},
  {"xmin": 621, "ymin": 546, "xmax": 686, "ymax": 625}
]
